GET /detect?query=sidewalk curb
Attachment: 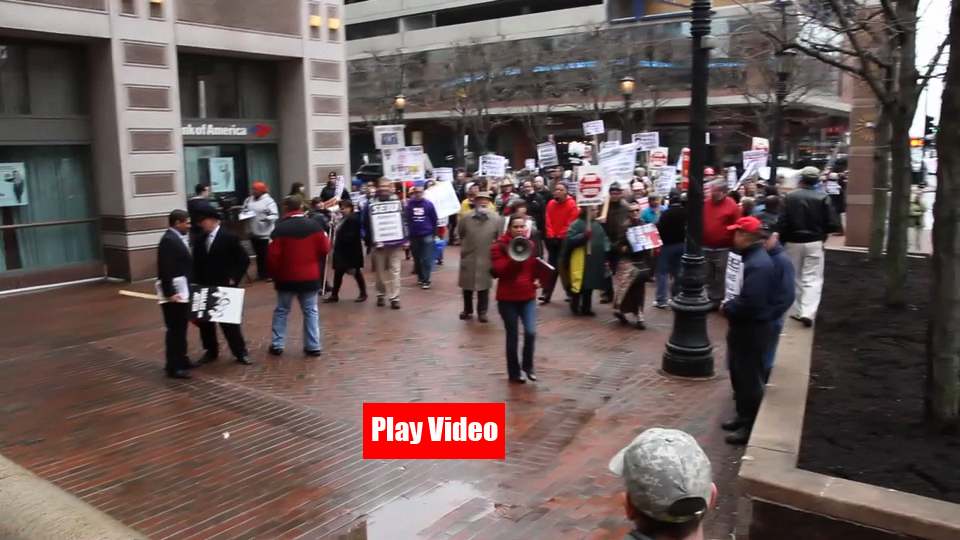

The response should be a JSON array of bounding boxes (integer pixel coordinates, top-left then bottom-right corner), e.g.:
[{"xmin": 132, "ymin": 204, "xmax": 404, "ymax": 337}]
[{"xmin": 0, "ymin": 455, "xmax": 146, "ymax": 540}]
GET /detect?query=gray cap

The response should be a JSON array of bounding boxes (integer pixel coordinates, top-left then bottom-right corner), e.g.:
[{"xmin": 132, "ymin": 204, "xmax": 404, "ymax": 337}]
[
  {"xmin": 608, "ymin": 428, "xmax": 713, "ymax": 524},
  {"xmin": 801, "ymin": 166, "xmax": 821, "ymax": 178}
]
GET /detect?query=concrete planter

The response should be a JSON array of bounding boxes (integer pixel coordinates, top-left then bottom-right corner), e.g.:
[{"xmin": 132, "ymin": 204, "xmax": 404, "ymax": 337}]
[{"xmin": 738, "ymin": 324, "xmax": 960, "ymax": 540}]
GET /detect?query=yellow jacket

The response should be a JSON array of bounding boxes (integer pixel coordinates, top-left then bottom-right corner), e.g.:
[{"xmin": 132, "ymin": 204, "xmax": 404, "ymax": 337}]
[{"xmin": 460, "ymin": 198, "xmax": 495, "ymax": 216}]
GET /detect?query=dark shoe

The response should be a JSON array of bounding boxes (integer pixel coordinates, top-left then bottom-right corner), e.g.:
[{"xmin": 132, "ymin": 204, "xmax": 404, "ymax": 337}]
[
  {"xmin": 391, "ymin": 299, "xmax": 401, "ymax": 310},
  {"xmin": 539, "ymin": 297, "xmax": 550, "ymax": 305},
  {"xmin": 421, "ymin": 281, "xmax": 431, "ymax": 290},
  {"xmin": 197, "ymin": 352, "xmax": 218, "ymax": 365},
  {"xmin": 599, "ymin": 295, "xmax": 612, "ymax": 304},
  {"xmin": 509, "ymin": 373, "xmax": 527, "ymax": 384},
  {"xmin": 652, "ymin": 300, "xmax": 668, "ymax": 309},
  {"xmin": 235, "ymin": 356, "xmax": 253, "ymax": 365},
  {"xmin": 478, "ymin": 313, "xmax": 489, "ymax": 323},
  {"xmin": 635, "ymin": 320, "xmax": 646, "ymax": 330},
  {"xmin": 436, "ymin": 259, "xmax": 444, "ymax": 266},
  {"xmin": 304, "ymin": 350, "xmax": 322, "ymax": 357},
  {"xmin": 323, "ymin": 296, "xmax": 339, "ymax": 303},
  {"xmin": 725, "ymin": 427, "xmax": 752, "ymax": 445},
  {"xmin": 799, "ymin": 317, "xmax": 813, "ymax": 328},
  {"xmin": 721, "ymin": 417, "xmax": 747, "ymax": 431},
  {"xmin": 268, "ymin": 346, "xmax": 283, "ymax": 357},
  {"xmin": 459, "ymin": 312, "xmax": 473, "ymax": 320},
  {"xmin": 355, "ymin": 294, "xmax": 368, "ymax": 302},
  {"xmin": 582, "ymin": 310, "xmax": 597, "ymax": 317},
  {"xmin": 613, "ymin": 311, "xmax": 628, "ymax": 325},
  {"xmin": 377, "ymin": 296, "xmax": 386, "ymax": 307},
  {"xmin": 166, "ymin": 370, "xmax": 191, "ymax": 379},
  {"xmin": 524, "ymin": 371, "xmax": 537, "ymax": 382}
]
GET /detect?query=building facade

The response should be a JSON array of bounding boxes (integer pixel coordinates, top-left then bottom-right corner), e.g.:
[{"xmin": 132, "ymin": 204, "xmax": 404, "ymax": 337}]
[
  {"xmin": 345, "ymin": 0, "xmax": 851, "ymax": 174},
  {"xmin": 0, "ymin": 0, "xmax": 348, "ymax": 292}
]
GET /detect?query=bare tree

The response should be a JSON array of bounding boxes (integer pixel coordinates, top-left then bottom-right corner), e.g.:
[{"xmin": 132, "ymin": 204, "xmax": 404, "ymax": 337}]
[{"xmin": 347, "ymin": 51, "xmax": 412, "ymax": 132}]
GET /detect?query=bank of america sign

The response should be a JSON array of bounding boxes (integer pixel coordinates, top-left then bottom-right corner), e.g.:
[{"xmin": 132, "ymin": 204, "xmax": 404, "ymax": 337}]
[{"xmin": 181, "ymin": 123, "xmax": 273, "ymax": 138}]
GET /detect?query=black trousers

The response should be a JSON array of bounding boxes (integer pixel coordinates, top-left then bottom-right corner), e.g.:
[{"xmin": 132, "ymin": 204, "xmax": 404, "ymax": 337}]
[
  {"xmin": 161, "ymin": 303, "xmax": 191, "ymax": 373},
  {"xmin": 602, "ymin": 250, "xmax": 621, "ymax": 299},
  {"xmin": 250, "ymin": 236, "xmax": 270, "ymax": 280},
  {"xmin": 199, "ymin": 320, "xmax": 247, "ymax": 359},
  {"xmin": 541, "ymin": 238, "xmax": 564, "ymax": 301},
  {"xmin": 448, "ymin": 213, "xmax": 459, "ymax": 243},
  {"xmin": 571, "ymin": 289, "xmax": 594, "ymax": 314},
  {"xmin": 462, "ymin": 289, "xmax": 490, "ymax": 315},
  {"xmin": 727, "ymin": 321, "xmax": 773, "ymax": 424},
  {"xmin": 332, "ymin": 268, "xmax": 366, "ymax": 297}
]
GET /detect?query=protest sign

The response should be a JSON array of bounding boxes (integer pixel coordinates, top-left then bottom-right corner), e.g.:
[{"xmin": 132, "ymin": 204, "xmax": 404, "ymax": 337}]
[
  {"xmin": 724, "ymin": 253, "xmax": 743, "ymax": 302},
  {"xmin": 368, "ymin": 199, "xmax": 406, "ymax": 246},
  {"xmin": 583, "ymin": 120, "xmax": 605, "ymax": 136},
  {"xmin": 191, "ymin": 286, "xmax": 245, "ymax": 325},
  {"xmin": 350, "ymin": 191, "xmax": 364, "ymax": 208},
  {"xmin": 334, "ymin": 175, "xmax": 346, "ymax": 198},
  {"xmin": 825, "ymin": 180, "xmax": 841, "ymax": 195},
  {"xmin": 576, "ymin": 166, "xmax": 605, "ymax": 206},
  {"xmin": 599, "ymin": 142, "xmax": 637, "ymax": 189},
  {"xmin": 524, "ymin": 158, "xmax": 536, "ymax": 171},
  {"xmin": 726, "ymin": 167, "xmax": 738, "ymax": 189},
  {"xmin": 382, "ymin": 146, "xmax": 426, "ymax": 184},
  {"xmin": 374, "ymin": 125, "xmax": 405, "ymax": 149},
  {"xmin": 537, "ymin": 142, "xmax": 559, "ymax": 168},
  {"xmin": 479, "ymin": 155, "xmax": 506, "ymax": 177},
  {"xmin": 632, "ymin": 132, "xmax": 660, "ymax": 152},
  {"xmin": 680, "ymin": 148, "xmax": 691, "ymax": 191},
  {"xmin": 649, "ymin": 147, "xmax": 669, "ymax": 169},
  {"xmin": 424, "ymin": 181, "xmax": 461, "ymax": 217},
  {"xmin": 742, "ymin": 149, "xmax": 768, "ymax": 171},
  {"xmin": 625, "ymin": 224, "xmax": 663, "ymax": 252},
  {"xmin": 655, "ymin": 168, "xmax": 676, "ymax": 194},
  {"xmin": 751, "ymin": 137, "xmax": 770, "ymax": 153},
  {"xmin": 600, "ymin": 141, "xmax": 619, "ymax": 153},
  {"xmin": 433, "ymin": 167, "xmax": 454, "ymax": 182}
]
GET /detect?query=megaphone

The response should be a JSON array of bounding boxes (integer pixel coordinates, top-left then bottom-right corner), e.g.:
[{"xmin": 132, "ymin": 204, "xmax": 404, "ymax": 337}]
[{"xmin": 508, "ymin": 236, "xmax": 534, "ymax": 262}]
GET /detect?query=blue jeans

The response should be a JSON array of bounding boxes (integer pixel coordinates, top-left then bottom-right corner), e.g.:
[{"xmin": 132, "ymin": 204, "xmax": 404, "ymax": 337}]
[
  {"xmin": 272, "ymin": 290, "xmax": 321, "ymax": 352},
  {"xmin": 763, "ymin": 317, "xmax": 785, "ymax": 379},
  {"xmin": 410, "ymin": 235, "xmax": 436, "ymax": 283},
  {"xmin": 655, "ymin": 243, "xmax": 684, "ymax": 303},
  {"xmin": 497, "ymin": 300, "xmax": 537, "ymax": 379}
]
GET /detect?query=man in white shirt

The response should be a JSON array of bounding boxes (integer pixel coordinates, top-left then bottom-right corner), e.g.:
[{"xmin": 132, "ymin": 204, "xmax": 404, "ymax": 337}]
[{"xmin": 243, "ymin": 182, "xmax": 278, "ymax": 281}]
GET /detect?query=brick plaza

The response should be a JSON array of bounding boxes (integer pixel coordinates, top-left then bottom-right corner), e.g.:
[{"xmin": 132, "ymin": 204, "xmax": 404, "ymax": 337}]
[{"xmin": 0, "ymin": 250, "xmax": 747, "ymax": 539}]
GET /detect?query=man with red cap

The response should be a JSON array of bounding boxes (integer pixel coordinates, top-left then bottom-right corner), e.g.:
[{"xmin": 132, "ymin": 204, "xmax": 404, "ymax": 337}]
[
  {"xmin": 242, "ymin": 182, "xmax": 278, "ymax": 281},
  {"xmin": 719, "ymin": 216, "xmax": 776, "ymax": 445}
]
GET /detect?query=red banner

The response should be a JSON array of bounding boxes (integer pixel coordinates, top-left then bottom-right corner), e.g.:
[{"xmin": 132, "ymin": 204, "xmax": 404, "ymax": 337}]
[{"xmin": 363, "ymin": 403, "xmax": 506, "ymax": 459}]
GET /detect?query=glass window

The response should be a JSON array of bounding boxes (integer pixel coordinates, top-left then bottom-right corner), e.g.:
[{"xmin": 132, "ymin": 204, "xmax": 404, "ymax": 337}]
[
  {"xmin": 0, "ymin": 145, "xmax": 99, "ymax": 272},
  {"xmin": 183, "ymin": 144, "xmax": 280, "ymax": 204},
  {"xmin": 27, "ymin": 46, "xmax": 87, "ymax": 116},
  {"xmin": 238, "ymin": 64, "xmax": 276, "ymax": 119},
  {"xmin": 179, "ymin": 55, "xmax": 277, "ymax": 119},
  {"xmin": 0, "ymin": 44, "xmax": 28, "ymax": 115}
]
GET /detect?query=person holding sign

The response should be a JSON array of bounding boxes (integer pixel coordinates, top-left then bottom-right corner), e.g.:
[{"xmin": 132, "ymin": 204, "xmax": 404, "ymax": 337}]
[
  {"xmin": 324, "ymin": 199, "xmax": 367, "ymax": 303},
  {"xmin": 242, "ymin": 182, "xmax": 279, "ymax": 281},
  {"xmin": 157, "ymin": 209, "xmax": 195, "ymax": 379},
  {"xmin": 611, "ymin": 204, "xmax": 655, "ymax": 329},
  {"xmin": 320, "ymin": 171, "xmax": 350, "ymax": 204},
  {"xmin": 491, "ymin": 214, "xmax": 540, "ymax": 383},
  {"xmin": 718, "ymin": 217, "xmax": 776, "ymax": 445},
  {"xmin": 562, "ymin": 207, "xmax": 610, "ymax": 317},
  {"xmin": 365, "ymin": 177, "xmax": 408, "ymax": 310}
]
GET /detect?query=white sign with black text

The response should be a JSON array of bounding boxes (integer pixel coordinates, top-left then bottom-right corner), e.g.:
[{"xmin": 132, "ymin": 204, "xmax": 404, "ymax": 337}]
[
  {"xmin": 537, "ymin": 142, "xmax": 559, "ymax": 168},
  {"xmin": 368, "ymin": 200, "xmax": 406, "ymax": 245},
  {"xmin": 583, "ymin": 120, "xmax": 605, "ymax": 136},
  {"xmin": 374, "ymin": 125, "xmax": 406, "ymax": 149},
  {"xmin": 724, "ymin": 253, "xmax": 743, "ymax": 302},
  {"xmin": 479, "ymin": 155, "xmax": 507, "ymax": 178},
  {"xmin": 632, "ymin": 132, "xmax": 660, "ymax": 152},
  {"xmin": 191, "ymin": 286, "xmax": 245, "ymax": 325}
]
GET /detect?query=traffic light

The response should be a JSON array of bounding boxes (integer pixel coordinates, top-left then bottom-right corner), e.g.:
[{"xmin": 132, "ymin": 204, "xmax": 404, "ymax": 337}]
[{"xmin": 925, "ymin": 116, "xmax": 936, "ymax": 147}]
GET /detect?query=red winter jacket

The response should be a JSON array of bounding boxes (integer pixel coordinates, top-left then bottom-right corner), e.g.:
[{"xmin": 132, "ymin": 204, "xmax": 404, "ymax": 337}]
[
  {"xmin": 491, "ymin": 233, "xmax": 538, "ymax": 302},
  {"xmin": 702, "ymin": 196, "xmax": 742, "ymax": 249},
  {"xmin": 545, "ymin": 196, "xmax": 579, "ymax": 239},
  {"xmin": 267, "ymin": 212, "xmax": 331, "ymax": 292}
]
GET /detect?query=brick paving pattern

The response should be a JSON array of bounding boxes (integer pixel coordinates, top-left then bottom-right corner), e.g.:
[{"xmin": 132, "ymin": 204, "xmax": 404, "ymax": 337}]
[{"xmin": 0, "ymin": 249, "xmax": 747, "ymax": 539}]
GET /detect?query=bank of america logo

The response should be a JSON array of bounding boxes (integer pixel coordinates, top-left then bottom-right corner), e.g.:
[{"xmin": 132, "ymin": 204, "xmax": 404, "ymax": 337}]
[{"xmin": 249, "ymin": 124, "xmax": 272, "ymax": 138}]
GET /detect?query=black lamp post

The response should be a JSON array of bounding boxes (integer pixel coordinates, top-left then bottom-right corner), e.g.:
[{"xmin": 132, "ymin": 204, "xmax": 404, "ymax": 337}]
[
  {"xmin": 662, "ymin": 0, "xmax": 715, "ymax": 378},
  {"xmin": 394, "ymin": 94, "xmax": 406, "ymax": 123},
  {"xmin": 769, "ymin": 49, "xmax": 796, "ymax": 183},
  {"xmin": 620, "ymin": 76, "xmax": 635, "ymax": 144}
]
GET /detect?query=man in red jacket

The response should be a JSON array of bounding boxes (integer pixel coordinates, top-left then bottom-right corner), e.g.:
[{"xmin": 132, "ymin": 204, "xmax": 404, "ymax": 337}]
[
  {"xmin": 492, "ymin": 215, "xmax": 540, "ymax": 383},
  {"xmin": 541, "ymin": 182, "xmax": 579, "ymax": 304},
  {"xmin": 267, "ymin": 196, "xmax": 331, "ymax": 357},
  {"xmin": 702, "ymin": 179, "xmax": 742, "ymax": 306}
]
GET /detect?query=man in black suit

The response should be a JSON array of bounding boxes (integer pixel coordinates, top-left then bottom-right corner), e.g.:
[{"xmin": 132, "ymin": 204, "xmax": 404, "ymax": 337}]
[
  {"xmin": 157, "ymin": 210, "xmax": 194, "ymax": 379},
  {"xmin": 193, "ymin": 205, "xmax": 253, "ymax": 366}
]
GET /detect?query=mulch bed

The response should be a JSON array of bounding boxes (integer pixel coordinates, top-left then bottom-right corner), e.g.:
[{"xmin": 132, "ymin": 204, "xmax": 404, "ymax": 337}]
[{"xmin": 797, "ymin": 250, "xmax": 960, "ymax": 504}]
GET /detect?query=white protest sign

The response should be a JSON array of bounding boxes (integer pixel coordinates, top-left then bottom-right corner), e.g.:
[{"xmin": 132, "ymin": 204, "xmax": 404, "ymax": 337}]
[
  {"xmin": 724, "ymin": 252, "xmax": 743, "ymax": 302},
  {"xmin": 525, "ymin": 158, "xmax": 536, "ymax": 171},
  {"xmin": 583, "ymin": 120, "xmax": 605, "ymax": 136},
  {"xmin": 825, "ymin": 181, "xmax": 841, "ymax": 195},
  {"xmin": 334, "ymin": 175, "xmax": 346, "ymax": 198},
  {"xmin": 190, "ymin": 286, "xmax": 245, "ymax": 325},
  {"xmin": 727, "ymin": 167, "xmax": 738, "ymax": 189},
  {"xmin": 382, "ymin": 146, "xmax": 426, "ymax": 184},
  {"xmin": 576, "ymin": 165, "xmax": 605, "ymax": 206},
  {"xmin": 751, "ymin": 137, "xmax": 770, "ymax": 152},
  {"xmin": 625, "ymin": 224, "xmax": 663, "ymax": 252},
  {"xmin": 742, "ymin": 150, "xmax": 768, "ymax": 170},
  {"xmin": 424, "ymin": 181, "xmax": 461, "ymax": 217},
  {"xmin": 537, "ymin": 142, "xmax": 559, "ymax": 168},
  {"xmin": 374, "ymin": 125, "xmax": 406, "ymax": 149},
  {"xmin": 737, "ymin": 161, "xmax": 760, "ymax": 189},
  {"xmin": 479, "ymin": 155, "xmax": 506, "ymax": 177},
  {"xmin": 433, "ymin": 167, "xmax": 454, "ymax": 182},
  {"xmin": 600, "ymin": 141, "xmax": 619, "ymax": 153},
  {"xmin": 655, "ymin": 168, "xmax": 676, "ymax": 194},
  {"xmin": 599, "ymin": 142, "xmax": 638, "ymax": 190},
  {"xmin": 632, "ymin": 132, "xmax": 660, "ymax": 152},
  {"xmin": 649, "ymin": 147, "xmax": 669, "ymax": 169},
  {"xmin": 368, "ymin": 199, "xmax": 406, "ymax": 245}
]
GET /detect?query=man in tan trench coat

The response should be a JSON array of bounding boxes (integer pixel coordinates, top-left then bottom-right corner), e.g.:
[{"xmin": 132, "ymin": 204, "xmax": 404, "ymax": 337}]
[{"xmin": 457, "ymin": 192, "xmax": 502, "ymax": 322}]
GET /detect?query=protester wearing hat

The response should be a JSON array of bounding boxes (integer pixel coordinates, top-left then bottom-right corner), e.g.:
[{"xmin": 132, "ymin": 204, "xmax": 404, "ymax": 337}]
[
  {"xmin": 192, "ymin": 204, "xmax": 253, "ymax": 366},
  {"xmin": 541, "ymin": 181, "xmax": 579, "ymax": 304},
  {"xmin": 320, "ymin": 171, "xmax": 350, "ymax": 204},
  {"xmin": 611, "ymin": 201, "xmax": 654, "ymax": 328},
  {"xmin": 702, "ymin": 179, "xmax": 742, "ymax": 308},
  {"xmin": 653, "ymin": 190, "xmax": 686, "ymax": 308},
  {"xmin": 599, "ymin": 182, "xmax": 631, "ymax": 304},
  {"xmin": 628, "ymin": 181, "xmax": 646, "ymax": 204},
  {"xmin": 242, "ymin": 182, "xmax": 278, "ymax": 281},
  {"xmin": 719, "ymin": 216, "xmax": 776, "ymax": 445},
  {"xmin": 456, "ymin": 191, "xmax": 502, "ymax": 322},
  {"xmin": 494, "ymin": 178, "xmax": 520, "ymax": 216},
  {"xmin": 609, "ymin": 428, "xmax": 717, "ymax": 540},
  {"xmin": 364, "ymin": 177, "xmax": 408, "ymax": 310},
  {"xmin": 405, "ymin": 184, "xmax": 439, "ymax": 289},
  {"xmin": 761, "ymin": 223, "xmax": 796, "ymax": 382},
  {"xmin": 777, "ymin": 165, "xmax": 842, "ymax": 327}
]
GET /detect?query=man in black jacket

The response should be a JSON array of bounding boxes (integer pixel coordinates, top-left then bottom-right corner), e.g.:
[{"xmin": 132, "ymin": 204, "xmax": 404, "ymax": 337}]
[
  {"xmin": 187, "ymin": 183, "xmax": 212, "ymax": 243},
  {"xmin": 720, "ymin": 216, "xmax": 776, "ymax": 445},
  {"xmin": 653, "ymin": 190, "xmax": 686, "ymax": 307},
  {"xmin": 319, "ymin": 171, "xmax": 351, "ymax": 203},
  {"xmin": 519, "ymin": 179, "xmax": 546, "ymax": 256},
  {"xmin": 193, "ymin": 205, "xmax": 253, "ymax": 366},
  {"xmin": 157, "ymin": 210, "xmax": 194, "ymax": 379},
  {"xmin": 777, "ymin": 166, "xmax": 843, "ymax": 327}
]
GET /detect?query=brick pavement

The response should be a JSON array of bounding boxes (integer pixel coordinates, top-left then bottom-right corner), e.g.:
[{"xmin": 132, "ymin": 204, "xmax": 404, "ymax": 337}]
[{"xmin": 0, "ymin": 249, "xmax": 747, "ymax": 539}]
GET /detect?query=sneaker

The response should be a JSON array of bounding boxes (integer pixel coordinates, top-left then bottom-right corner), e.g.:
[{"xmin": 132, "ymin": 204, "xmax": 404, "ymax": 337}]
[
  {"xmin": 652, "ymin": 300, "xmax": 668, "ymax": 309},
  {"xmin": 459, "ymin": 312, "xmax": 473, "ymax": 320},
  {"xmin": 421, "ymin": 281, "xmax": 431, "ymax": 290},
  {"xmin": 355, "ymin": 294, "xmax": 368, "ymax": 302},
  {"xmin": 799, "ymin": 317, "xmax": 813, "ymax": 328},
  {"xmin": 376, "ymin": 296, "xmax": 386, "ymax": 307},
  {"xmin": 390, "ymin": 299, "xmax": 401, "ymax": 309},
  {"xmin": 524, "ymin": 371, "xmax": 537, "ymax": 382},
  {"xmin": 304, "ymin": 350, "xmax": 322, "ymax": 357},
  {"xmin": 268, "ymin": 346, "xmax": 283, "ymax": 356},
  {"xmin": 322, "ymin": 296, "xmax": 339, "ymax": 303}
]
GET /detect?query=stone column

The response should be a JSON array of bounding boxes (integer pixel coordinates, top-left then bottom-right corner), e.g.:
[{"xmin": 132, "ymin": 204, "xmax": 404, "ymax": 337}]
[{"xmin": 844, "ymin": 79, "xmax": 881, "ymax": 248}]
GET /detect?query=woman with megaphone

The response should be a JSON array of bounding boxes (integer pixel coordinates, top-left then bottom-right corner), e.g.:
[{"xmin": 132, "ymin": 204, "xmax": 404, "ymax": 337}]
[{"xmin": 490, "ymin": 215, "xmax": 540, "ymax": 383}]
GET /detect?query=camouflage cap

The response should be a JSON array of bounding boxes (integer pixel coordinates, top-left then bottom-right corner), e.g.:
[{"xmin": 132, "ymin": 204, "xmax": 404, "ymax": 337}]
[
  {"xmin": 800, "ymin": 166, "xmax": 821, "ymax": 178},
  {"xmin": 608, "ymin": 428, "xmax": 713, "ymax": 523}
]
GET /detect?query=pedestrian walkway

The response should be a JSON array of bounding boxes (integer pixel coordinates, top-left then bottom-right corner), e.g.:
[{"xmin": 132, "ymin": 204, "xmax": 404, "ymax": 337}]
[{"xmin": 0, "ymin": 250, "xmax": 745, "ymax": 539}]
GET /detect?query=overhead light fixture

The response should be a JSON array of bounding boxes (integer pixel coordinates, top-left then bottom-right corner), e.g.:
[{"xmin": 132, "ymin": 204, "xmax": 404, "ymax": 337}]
[
  {"xmin": 328, "ymin": 17, "xmax": 341, "ymax": 30},
  {"xmin": 150, "ymin": 0, "xmax": 163, "ymax": 3},
  {"xmin": 309, "ymin": 15, "xmax": 322, "ymax": 27}
]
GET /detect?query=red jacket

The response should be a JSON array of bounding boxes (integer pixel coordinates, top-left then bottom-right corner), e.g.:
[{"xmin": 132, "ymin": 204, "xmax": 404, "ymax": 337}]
[
  {"xmin": 267, "ymin": 212, "xmax": 331, "ymax": 292},
  {"xmin": 491, "ymin": 233, "xmax": 539, "ymax": 302},
  {"xmin": 545, "ymin": 196, "xmax": 579, "ymax": 239},
  {"xmin": 702, "ymin": 197, "xmax": 742, "ymax": 249}
]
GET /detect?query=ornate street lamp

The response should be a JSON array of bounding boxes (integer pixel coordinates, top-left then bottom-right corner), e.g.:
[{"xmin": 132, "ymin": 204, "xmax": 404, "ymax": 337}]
[
  {"xmin": 394, "ymin": 94, "xmax": 406, "ymax": 123},
  {"xmin": 662, "ymin": 0, "xmax": 715, "ymax": 378},
  {"xmin": 770, "ymin": 49, "xmax": 796, "ymax": 183},
  {"xmin": 620, "ymin": 76, "xmax": 636, "ymax": 143}
]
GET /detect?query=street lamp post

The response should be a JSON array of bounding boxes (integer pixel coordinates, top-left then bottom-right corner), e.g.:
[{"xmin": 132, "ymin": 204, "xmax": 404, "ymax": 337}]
[
  {"xmin": 620, "ymin": 76, "xmax": 635, "ymax": 144},
  {"xmin": 662, "ymin": 0, "xmax": 715, "ymax": 378},
  {"xmin": 394, "ymin": 94, "xmax": 406, "ymax": 123},
  {"xmin": 769, "ymin": 49, "xmax": 796, "ymax": 183}
]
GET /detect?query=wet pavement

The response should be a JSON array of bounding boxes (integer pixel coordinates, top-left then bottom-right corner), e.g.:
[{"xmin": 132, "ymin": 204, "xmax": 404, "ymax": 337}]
[{"xmin": 0, "ymin": 249, "xmax": 746, "ymax": 539}]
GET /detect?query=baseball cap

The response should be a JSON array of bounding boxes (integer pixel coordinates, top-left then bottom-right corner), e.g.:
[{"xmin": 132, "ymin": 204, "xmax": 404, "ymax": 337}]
[
  {"xmin": 801, "ymin": 166, "xmax": 820, "ymax": 178},
  {"xmin": 727, "ymin": 216, "xmax": 763, "ymax": 234},
  {"xmin": 609, "ymin": 428, "xmax": 713, "ymax": 523}
]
